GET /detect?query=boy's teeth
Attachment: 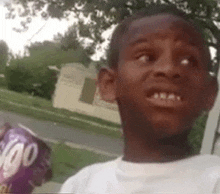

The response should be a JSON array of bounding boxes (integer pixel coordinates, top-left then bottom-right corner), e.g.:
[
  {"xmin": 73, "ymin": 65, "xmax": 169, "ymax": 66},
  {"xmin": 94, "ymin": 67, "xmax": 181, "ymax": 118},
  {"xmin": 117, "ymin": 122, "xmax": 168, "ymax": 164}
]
[
  {"xmin": 168, "ymin": 93, "xmax": 175, "ymax": 100},
  {"xmin": 152, "ymin": 92, "xmax": 181, "ymax": 101},
  {"xmin": 160, "ymin": 93, "xmax": 167, "ymax": 99},
  {"xmin": 153, "ymin": 93, "xmax": 159, "ymax": 99}
]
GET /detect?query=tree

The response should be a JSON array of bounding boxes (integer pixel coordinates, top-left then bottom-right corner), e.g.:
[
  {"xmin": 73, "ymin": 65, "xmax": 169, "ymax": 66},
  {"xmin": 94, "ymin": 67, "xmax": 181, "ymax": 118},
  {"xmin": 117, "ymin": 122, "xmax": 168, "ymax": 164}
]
[
  {"xmin": 5, "ymin": 0, "xmax": 220, "ymax": 73},
  {"xmin": 5, "ymin": 38, "xmax": 92, "ymax": 99},
  {"xmin": 5, "ymin": 0, "xmax": 220, "ymax": 75},
  {"xmin": 53, "ymin": 24, "xmax": 95, "ymax": 57},
  {"xmin": 54, "ymin": 25, "xmax": 80, "ymax": 51},
  {"xmin": 0, "ymin": 40, "xmax": 9, "ymax": 73}
]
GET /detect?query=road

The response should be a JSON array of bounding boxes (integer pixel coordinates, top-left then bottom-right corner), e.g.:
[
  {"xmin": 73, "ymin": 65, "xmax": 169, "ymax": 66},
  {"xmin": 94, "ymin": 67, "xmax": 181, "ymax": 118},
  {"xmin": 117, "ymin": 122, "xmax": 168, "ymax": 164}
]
[{"xmin": 0, "ymin": 110, "xmax": 124, "ymax": 156}]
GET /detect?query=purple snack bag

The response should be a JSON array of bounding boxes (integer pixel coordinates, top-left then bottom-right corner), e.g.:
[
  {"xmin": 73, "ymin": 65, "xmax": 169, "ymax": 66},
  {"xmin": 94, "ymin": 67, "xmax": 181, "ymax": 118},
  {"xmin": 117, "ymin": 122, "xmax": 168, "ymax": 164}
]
[{"xmin": 0, "ymin": 127, "xmax": 52, "ymax": 194}]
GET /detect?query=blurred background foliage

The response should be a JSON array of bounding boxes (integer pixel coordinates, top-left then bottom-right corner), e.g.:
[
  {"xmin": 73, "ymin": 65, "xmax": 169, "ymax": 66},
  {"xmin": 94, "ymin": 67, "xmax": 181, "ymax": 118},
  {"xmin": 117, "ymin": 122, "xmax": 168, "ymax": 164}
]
[
  {"xmin": 5, "ymin": 26, "xmax": 92, "ymax": 100},
  {"xmin": 5, "ymin": 0, "xmax": 220, "ymax": 74}
]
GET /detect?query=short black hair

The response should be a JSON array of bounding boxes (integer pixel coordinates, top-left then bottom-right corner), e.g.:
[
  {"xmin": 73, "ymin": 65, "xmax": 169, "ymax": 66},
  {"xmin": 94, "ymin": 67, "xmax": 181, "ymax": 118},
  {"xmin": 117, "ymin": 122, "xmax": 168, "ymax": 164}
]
[{"xmin": 107, "ymin": 4, "xmax": 211, "ymax": 70}]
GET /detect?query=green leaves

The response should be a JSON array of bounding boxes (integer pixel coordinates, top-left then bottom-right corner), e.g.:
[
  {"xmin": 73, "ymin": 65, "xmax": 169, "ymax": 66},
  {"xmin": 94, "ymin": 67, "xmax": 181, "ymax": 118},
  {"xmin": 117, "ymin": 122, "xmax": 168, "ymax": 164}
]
[
  {"xmin": 0, "ymin": 40, "xmax": 9, "ymax": 74},
  {"xmin": 5, "ymin": 0, "xmax": 220, "ymax": 72},
  {"xmin": 5, "ymin": 38, "xmax": 91, "ymax": 100}
]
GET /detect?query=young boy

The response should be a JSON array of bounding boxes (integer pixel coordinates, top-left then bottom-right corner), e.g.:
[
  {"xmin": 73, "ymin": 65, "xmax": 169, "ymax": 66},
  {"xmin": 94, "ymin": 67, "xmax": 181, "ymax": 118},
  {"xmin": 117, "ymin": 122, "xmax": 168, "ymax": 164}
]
[{"xmin": 60, "ymin": 4, "xmax": 220, "ymax": 194}]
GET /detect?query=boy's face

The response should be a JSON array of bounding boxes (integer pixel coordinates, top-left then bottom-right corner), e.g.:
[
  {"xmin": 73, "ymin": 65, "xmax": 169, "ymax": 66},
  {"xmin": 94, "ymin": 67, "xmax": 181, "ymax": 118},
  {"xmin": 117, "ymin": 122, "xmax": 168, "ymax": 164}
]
[{"xmin": 99, "ymin": 14, "xmax": 217, "ymax": 139}]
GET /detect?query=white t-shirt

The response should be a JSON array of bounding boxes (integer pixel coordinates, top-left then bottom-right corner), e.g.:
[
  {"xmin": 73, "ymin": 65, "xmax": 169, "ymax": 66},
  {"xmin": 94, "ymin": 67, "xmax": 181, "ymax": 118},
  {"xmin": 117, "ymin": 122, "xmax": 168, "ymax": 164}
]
[{"xmin": 59, "ymin": 154, "xmax": 220, "ymax": 194}]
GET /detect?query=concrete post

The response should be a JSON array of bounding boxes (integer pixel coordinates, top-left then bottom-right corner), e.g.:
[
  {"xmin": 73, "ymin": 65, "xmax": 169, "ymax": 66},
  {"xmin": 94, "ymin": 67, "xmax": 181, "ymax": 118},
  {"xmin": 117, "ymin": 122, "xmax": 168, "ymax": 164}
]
[{"xmin": 200, "ymin": 71, "xmax": 220, "ymax": 155}]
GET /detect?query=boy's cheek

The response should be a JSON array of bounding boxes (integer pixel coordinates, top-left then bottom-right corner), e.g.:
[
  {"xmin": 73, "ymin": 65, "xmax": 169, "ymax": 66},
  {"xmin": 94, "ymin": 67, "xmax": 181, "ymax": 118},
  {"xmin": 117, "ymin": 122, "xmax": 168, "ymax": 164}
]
[{"xmin": 117, "ymin": 67, "xmax": 147, "ymax": 86}]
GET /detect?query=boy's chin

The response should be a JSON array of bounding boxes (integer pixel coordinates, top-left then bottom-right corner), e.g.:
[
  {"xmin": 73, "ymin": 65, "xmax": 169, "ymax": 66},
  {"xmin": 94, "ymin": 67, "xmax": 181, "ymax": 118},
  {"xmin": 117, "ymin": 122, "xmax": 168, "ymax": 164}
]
[
  {"xmin": 146, "ymin": 115, "xmax": 194, "ymax": 139},
  {"xmin": 153, "ymin": 123, "xmax": 189, "ymax": 139}
]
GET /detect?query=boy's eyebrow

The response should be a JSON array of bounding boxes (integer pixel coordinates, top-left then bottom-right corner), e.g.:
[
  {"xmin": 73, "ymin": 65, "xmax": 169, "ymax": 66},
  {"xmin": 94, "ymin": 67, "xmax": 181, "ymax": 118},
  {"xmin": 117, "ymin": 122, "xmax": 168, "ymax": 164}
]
[
  {"xmin": 128, "ymin": 37, "xmax": 149, "ymax": 47},
  {"xmin": 172, "ymin": 33, "xmax": 201, "ymax": 48},
  {"xmin": 128, "ymin": 32, "xmax": 201, "ymax": 48}
]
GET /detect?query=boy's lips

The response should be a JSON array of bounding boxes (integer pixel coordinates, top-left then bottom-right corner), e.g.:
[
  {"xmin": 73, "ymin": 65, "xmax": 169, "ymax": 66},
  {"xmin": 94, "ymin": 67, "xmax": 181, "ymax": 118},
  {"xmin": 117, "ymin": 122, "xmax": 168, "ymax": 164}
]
[{"xmin": 146, "ymin": 96, "xmax": 184, "ymax": 108}]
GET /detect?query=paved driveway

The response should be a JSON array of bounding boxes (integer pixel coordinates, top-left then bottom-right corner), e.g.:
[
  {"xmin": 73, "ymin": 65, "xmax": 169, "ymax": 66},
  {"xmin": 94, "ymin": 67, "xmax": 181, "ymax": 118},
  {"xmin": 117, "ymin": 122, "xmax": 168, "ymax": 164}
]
[{"xmin": 0, "ymin": 110, "xmax": 124, "ymax": 155}]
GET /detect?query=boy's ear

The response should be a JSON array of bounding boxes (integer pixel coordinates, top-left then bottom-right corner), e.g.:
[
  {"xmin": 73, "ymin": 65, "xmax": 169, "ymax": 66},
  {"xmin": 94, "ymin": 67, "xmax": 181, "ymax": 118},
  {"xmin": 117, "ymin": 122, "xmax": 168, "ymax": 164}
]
[
  {"xmin": 205, "ymin": 76, "xmax": 219, "ymax": 111},
  {"xmin": 98, "ymin": 67, "xmax": 117, "ymax": 103}
]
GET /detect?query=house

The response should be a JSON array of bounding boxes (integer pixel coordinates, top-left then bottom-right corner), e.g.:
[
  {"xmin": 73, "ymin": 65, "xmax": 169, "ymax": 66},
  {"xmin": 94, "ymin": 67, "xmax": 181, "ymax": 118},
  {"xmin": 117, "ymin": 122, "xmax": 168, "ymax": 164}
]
[{"xmin": 52, "ymin": 63, "xmax": 121, "ymax": 124}]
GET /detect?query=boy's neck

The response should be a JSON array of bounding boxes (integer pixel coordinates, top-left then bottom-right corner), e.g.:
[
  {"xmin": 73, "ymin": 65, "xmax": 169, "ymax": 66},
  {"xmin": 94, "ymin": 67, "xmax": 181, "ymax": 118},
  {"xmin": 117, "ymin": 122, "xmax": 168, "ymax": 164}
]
[{"xmin": 123, "ymin": 127, "xmax": 193, "ymax": 163}]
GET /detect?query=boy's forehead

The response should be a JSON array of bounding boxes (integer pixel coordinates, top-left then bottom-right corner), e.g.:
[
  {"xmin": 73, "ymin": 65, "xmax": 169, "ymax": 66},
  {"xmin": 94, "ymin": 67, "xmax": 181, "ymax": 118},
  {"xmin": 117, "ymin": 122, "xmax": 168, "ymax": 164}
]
[{"xmin": 122, "ymin": 14, "xmax": 204, "ymax": 49}]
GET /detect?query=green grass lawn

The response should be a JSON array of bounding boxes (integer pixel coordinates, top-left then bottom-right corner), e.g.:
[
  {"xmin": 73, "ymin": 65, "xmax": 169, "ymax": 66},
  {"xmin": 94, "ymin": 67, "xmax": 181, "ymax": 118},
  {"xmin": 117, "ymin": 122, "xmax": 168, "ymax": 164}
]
[
  {"xmin": 49, "ymin": 142, "xmax": 115, "ymax": 183},
  {"xmin": 0, "ymin": 88, "xmax": 122, "ymax": 138}
]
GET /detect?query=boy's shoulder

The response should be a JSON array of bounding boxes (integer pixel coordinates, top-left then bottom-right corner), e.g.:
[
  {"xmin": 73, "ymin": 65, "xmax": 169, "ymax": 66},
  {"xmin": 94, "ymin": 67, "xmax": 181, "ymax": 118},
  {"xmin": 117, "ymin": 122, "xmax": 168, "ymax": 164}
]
[
  {"xmin": 67, "ymin": 157, "xmax": 119, "ymax": 178},
  {"xmin": 59, "ymin": 155, "xmax": 220, "ymax": 193},
  {"xmin": 188, "ymin": 154, "xmax": 220, "ymax": 168},
  {"xmin": 176, "ymin": 154, "xmax": 220, "ymax": 172},
  {"xmin": 83, "ymin": 157, "xmax": 119, "ymax": 174},
  {"xmin": 196, "ymin": 154, "xmax": 220, "ymax": 174},
  {"xmin": 176, "ymin": 154, "xmax": 220, "ymax": 185},
  {"xmin": 62, "ymin": 154, "xmax": 220, "ymax": 180},
  {"xmin": 189, "ymin": 154, "xmax": 220, "ymax": 193},
  {"xmin": 59, "ymin": 157, "xmax": 120, "ymax": 193}
]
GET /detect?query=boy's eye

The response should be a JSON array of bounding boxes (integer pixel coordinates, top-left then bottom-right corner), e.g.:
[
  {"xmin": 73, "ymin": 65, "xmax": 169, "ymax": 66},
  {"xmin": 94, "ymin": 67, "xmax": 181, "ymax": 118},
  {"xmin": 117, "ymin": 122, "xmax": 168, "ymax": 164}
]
[
  {"xmin": 137, "ymin": 54, "xmax": 156, "ymax": 63},
  {"xmin": 179, "ymin": 56, "xmax": 198, "ymax": 67}
]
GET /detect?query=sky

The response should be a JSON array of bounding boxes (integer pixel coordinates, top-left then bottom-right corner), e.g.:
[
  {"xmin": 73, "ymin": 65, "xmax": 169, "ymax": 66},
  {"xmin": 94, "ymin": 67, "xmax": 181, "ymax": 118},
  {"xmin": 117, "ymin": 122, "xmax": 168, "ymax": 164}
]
[
  {"xmin": 0, "ymin": 0, "xmax": 113, "ymax": 61},
  {"xmin": 0, "ymin": 0, "xmax": 217, "ymax": 61},
  {"xmin": 0, "ymin": 2, "xmax": 73, "ymax": 55}
]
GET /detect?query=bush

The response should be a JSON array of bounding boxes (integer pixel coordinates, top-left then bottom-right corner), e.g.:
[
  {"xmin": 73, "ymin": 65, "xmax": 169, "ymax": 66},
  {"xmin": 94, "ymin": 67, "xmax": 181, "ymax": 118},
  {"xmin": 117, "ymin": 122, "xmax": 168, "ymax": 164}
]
[
  {"xmin": 0, "ymin": 76, "xmax": 7, "ymax": 88},
  {"xmin": 188, "ymin": 113, "xmax": 208, "ymax": 154},
  {"xmin": 31, "ymin": 70, "xmax": 58, "ymax": 100},
  {"xmin": 5, "ymin": 45, "xmax": 92, "ymax": 100},
  {"xmin": 5, "ymin": 57, "xmax": 58, "ymax": 100},
  {"xmin": 5, "ymin": 60, "xmax": 32, "ymax": 93}
]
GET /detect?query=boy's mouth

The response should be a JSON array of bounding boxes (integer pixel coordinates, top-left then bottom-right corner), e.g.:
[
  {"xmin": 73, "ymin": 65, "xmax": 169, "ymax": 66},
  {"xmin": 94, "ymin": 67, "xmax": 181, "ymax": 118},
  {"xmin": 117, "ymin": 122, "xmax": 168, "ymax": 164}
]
[
  {"xmin": 145, "ymin": 88, "xmax": 184, "ymax": 108},
  {"xmin": 149, "ymin": 92, "xmax": 181, "ymax": 101}
]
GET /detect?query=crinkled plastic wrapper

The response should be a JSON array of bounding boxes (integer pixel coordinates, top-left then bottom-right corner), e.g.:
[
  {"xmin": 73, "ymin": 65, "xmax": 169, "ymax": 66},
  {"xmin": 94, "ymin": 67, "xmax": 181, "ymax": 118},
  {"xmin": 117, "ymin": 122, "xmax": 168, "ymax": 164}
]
[{"xmin": 0, "ymin": 127, "xmax": 52, "ymax": 194}]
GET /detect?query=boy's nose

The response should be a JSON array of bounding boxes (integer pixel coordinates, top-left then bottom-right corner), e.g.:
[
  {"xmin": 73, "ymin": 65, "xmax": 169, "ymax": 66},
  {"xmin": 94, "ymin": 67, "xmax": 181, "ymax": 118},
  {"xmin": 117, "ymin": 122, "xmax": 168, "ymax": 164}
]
[
  {"xmin": 153, "ymin": 64, "xmax": 181, "ymax": 79},
  {"xmin": 153, "ymin": 55, "xmax": 181, "ymax": 80}
]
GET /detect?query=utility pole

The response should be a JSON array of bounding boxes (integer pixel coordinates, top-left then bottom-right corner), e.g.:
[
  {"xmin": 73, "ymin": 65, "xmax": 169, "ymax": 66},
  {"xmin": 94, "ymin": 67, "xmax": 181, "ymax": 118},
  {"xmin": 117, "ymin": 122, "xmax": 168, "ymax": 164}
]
[{"xmin": 201, "ymin": 70, "xmax": 220, "ymax": 155}]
